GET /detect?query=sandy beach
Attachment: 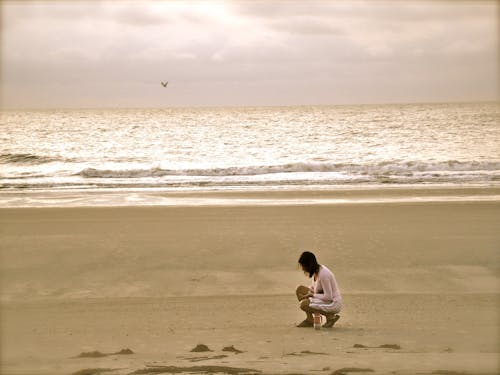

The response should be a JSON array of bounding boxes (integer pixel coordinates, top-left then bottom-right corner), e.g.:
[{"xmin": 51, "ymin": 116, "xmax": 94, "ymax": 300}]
[
  {"xmin": 3, "ymin": 1, "xmax": 499, "ymax": 374},
  {"xmin": 1, "ymin": 189, "xmax": 499, "ymax": 375}
]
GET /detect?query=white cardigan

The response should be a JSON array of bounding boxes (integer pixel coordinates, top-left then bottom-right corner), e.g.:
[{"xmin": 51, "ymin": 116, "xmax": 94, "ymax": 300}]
[{"xmin": 310, "ymin": 265, "xmax": 342, "ymax": 303}]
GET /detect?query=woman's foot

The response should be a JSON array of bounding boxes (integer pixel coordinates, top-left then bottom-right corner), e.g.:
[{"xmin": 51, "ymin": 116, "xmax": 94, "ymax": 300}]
[
  {"xmin": 322, "ymin": 314, "xmax": 340, "ymax": 328},
  {"xmin": 296, "ymin": 319, "xmax": 314, "ymax": 327}
]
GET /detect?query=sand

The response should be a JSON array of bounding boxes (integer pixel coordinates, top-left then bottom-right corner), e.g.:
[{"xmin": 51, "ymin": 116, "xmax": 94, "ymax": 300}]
[{"xmin": 1, "ymin": 189, "xmax": 499, "ymax": 374}]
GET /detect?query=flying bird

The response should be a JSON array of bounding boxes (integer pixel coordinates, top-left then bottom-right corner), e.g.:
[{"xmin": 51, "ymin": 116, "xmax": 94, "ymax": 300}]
[{"xmin": 161, "ymin": 81, "xmax": 168, "ymax": 87}]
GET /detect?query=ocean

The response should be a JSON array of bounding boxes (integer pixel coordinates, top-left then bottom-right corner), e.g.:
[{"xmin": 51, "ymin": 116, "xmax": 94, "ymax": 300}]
[{"xmin": 1, "ymin": 102, "xmax": 499, "ymax": 206}]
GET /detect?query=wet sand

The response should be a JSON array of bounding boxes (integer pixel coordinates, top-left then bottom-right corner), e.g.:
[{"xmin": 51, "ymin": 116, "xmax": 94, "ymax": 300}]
[{"xmin": 1, "ymin": 193, "xmax": 499, "ymax": 374}]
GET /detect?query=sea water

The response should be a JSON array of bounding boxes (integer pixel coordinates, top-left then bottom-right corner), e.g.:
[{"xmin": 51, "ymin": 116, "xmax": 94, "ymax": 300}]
[{"xmin": 1, "ymin": 102, "xmax": 499, "ymax": 205}]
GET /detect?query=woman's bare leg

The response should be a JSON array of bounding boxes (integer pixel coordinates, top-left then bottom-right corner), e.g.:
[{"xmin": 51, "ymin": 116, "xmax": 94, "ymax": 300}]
[
  {"xmin": 295, "ymin": 285, "xmax": 310, "ymax": 301},
  {"xmin": 300, "ymin": 299, "xmax": 315, "ymax": 321}
]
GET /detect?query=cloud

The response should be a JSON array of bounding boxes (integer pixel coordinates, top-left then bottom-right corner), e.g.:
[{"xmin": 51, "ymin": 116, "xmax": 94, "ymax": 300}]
[
  {"xmin": 1, "ymin": 0, "xmax": 498, "ymax": 108},
  {"xmin": 113, "ymin": 7, "xmax": 171, "ymax": 27},
  {"xmin": 266, "ymin": 17, "xmax": 344, "ymax": 36}
]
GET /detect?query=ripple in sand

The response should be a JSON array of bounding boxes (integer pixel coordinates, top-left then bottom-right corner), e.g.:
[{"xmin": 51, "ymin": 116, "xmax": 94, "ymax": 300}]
[
  {"xmin": 353, "ymin": 344, "xmax": 368, "ymax": 349},
  {"xmin": 352, "ymin": 343, "xmax": 401, "ymax": 350},
  {"xmin": 129, "ymin": 365, "xmax": 260, "ymax": 374},
  {"xmin": 77, "ymin": 351, "xmax": 108, "ymax": 358},
  {"xmin": 115, "ymin": 348, "xmax": 134, "ymax": 355},
  {"xmin": 187, "ymin": 354, "xmax": 228, "ymax": 362},
  {"xmin": 71, "ymin": 369, "xmax": 119, "ymax": 375},
  {"xmin": 76, "ymin": 348, "xmax": 135, "ymax": 358},
  {"xmin": 285, "ymin": 350, "xmax": 328, "ymax": 356},
  {"xmin": 378, "ymin": 344, "xmax": 401, "ymax": 350},
  {"xmin": 330, "ymin": 368, "xmax": 374, "ymax": 375}
]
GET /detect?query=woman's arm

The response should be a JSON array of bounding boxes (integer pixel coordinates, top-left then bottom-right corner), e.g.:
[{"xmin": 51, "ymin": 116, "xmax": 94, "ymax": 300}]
[{"xmin": 312, "ymin": 272, "xmax": 334, "ymax": 302}]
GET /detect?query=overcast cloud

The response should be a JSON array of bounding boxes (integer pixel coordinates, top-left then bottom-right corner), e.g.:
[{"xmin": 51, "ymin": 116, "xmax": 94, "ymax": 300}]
[{"xmin": 1, "ymin": 0, "xmax": 498, "ymax": 108}]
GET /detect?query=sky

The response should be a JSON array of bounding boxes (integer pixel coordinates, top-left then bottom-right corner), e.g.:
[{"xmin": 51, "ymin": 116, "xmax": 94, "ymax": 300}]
[{"xmin": 1, "ymin": 0, "xmax": 498, "ymax": 108}]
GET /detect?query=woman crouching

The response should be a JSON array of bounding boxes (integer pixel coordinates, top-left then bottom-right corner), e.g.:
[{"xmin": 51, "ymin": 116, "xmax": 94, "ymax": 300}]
[{"xmin": 296, "ymin": 251, "xmax": 342, "ymax": 328}]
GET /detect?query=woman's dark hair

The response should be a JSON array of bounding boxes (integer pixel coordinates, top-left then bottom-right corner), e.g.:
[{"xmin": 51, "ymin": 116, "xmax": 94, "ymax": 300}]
[{"xmin": 298, "ymin": 251, "xmax": 320, "ymax": 278}]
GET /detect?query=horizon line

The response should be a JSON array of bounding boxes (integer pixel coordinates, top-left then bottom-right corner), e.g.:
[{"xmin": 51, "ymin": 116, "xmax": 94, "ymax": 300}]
[{"xmin": 1, "ymin": 99, "xmax": 499, "ymax": 111}]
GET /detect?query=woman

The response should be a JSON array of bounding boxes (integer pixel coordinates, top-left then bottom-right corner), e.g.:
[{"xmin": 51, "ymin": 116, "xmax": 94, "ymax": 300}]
[{"xmin": 296, "ymin": 251, "xmax": 342, "ymax": 328}]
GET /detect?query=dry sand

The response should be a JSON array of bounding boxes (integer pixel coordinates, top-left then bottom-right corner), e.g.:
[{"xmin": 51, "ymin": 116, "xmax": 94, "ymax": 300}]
[{"xmin": 1, "ymin": 189, "xmax": 499, "ymax": 374}]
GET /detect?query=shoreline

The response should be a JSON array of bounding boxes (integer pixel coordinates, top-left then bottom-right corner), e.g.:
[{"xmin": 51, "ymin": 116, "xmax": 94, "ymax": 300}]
[{"xmin": 1, "ymin": 184, "xmax": 500, "ymax": 208}]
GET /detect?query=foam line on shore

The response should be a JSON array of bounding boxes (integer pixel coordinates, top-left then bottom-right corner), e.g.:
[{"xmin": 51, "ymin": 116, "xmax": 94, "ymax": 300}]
[{"xmin": 1, "ymin": 186, "xmax": 499, "ymax": 207}]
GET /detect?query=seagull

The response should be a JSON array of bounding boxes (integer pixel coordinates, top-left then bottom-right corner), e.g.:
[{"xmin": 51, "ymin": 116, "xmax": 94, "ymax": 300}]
[{"xmin": 161, "ymin": 81, "xmax": 168, "ymax": 87}]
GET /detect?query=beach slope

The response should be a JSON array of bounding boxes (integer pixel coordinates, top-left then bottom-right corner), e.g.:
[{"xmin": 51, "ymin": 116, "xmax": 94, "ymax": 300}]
[{"xmin": 1, "ymin": 198, "xmax": 499, "ymax": 374}]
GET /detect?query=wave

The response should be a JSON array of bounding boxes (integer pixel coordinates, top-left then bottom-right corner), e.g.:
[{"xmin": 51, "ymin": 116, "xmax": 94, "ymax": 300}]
[
  {"xmin": 0, "ymin": 153, "xmax": 63, "ymax": 165},
  {"xmin": 75, "ymin": 160, "xmax": 500, "ymax": 179},
  {"xmin": 2, "ymin": 175, "xmax": 499, "ymax": 192}
]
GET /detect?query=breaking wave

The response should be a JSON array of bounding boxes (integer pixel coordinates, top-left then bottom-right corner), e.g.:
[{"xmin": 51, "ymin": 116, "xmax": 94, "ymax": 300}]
[{"xmin": 76, "ymin": 160, "xmax": 500, "ymax": 179}]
